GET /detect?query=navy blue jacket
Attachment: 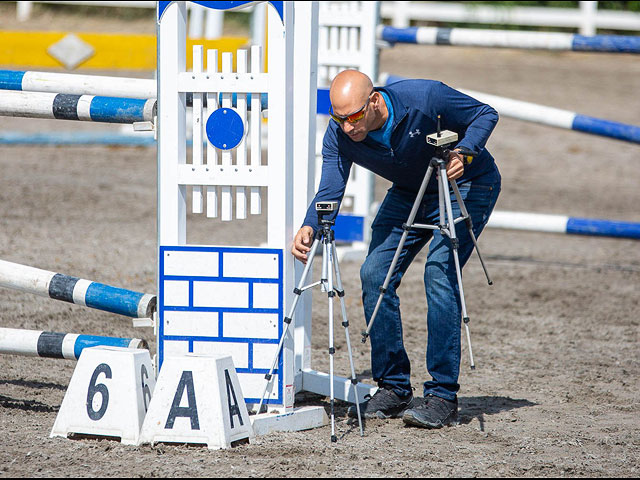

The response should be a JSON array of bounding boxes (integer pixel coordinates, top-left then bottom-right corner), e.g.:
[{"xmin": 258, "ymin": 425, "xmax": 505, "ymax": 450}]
[{"xmin": 303, "ymin": 79, "xmax": 499, "ymax": 231}]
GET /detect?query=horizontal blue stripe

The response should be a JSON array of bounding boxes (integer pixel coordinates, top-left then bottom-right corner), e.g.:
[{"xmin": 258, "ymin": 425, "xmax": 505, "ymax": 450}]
[
  {"xmin": 566, "ymin": 217, "xmax": 640, "ymax": 240},
  {"xmin": 0, "ymin": 70, "xmax": 25, "ymax": 91},
  {"xmin": 379, "ymin": 26, "xmax": 419, "ymax": 44},
  {"xmin": 161, "ymin": 245, "xmax": 282, "ymax": 255},
  {"xmin": 162, "ymin": 306, "xmax": 279, "ymax": 314},
  {"xmin": 73, "ymin": 335, "xmax": 134, "ymax": 359},
  {"xmin": 572, "ymin": 34, "xmax": 640, "ymax": 54},
  {"xmin": 84, "ymin": 282, "xmax": 146, "ymax": 318},
  {"xmin": 162, "ymin": 275, "xmax": 280, "ymax": 283},
  {"xmin": 0, "ymin": 132, "xmax": 156, "ymax": 146},
  {"xmin": 89, "ymin": 97, "xmax": 148, "ymax": 123},
  {"xmin": 163, "ymin": 335, "xmax": 278, "ymax": 344},
  {"xmin": 572, "ymin": 114, "xmax": 640, "ymax": 144}
]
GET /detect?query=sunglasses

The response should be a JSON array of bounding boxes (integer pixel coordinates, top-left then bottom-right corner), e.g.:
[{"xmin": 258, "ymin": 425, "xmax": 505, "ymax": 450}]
[{"xmin": 329, "ymin": 91, "xmax": 374, "ymax": 124}]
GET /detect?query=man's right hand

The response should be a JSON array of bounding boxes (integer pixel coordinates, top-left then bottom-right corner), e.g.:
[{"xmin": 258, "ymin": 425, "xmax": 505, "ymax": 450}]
[{"xmin": 292, "ymin": 226, "xmax": 315, "ymax": 264}]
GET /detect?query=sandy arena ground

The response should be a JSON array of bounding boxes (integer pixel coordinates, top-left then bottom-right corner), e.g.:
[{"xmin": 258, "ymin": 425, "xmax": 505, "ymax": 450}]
[{"xmin": 0, "ymin": 6, "xmax": 639, "ymax": 477}]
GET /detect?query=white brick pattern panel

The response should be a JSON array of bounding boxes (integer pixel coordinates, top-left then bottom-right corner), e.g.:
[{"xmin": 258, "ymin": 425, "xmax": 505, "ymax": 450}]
[{"xmin": 159, "ymin": 246, "xmax": 284, "ymax": 404}]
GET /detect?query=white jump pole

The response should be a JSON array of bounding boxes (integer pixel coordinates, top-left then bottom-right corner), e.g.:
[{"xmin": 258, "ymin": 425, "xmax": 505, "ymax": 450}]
[
  {"xmin": 0, "ymin": 259, "xmax": 156, "ymax": 319},
  {"xmin": 0, "ymin": 327, "xmax": 147, "ymax": 360}
]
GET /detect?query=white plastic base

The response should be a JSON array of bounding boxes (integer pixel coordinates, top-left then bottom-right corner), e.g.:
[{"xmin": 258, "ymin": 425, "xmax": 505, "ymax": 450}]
[
  {"xmin": 250, "ymin": 406, "xmax": 328, "ymax": 436},
  {"xmin": 139, "ymin": 354, "xmax": 254, "ymax": 450},
  {"xmin": 50, "ymin": 346, "xmax": 154, "ymax": 446}
]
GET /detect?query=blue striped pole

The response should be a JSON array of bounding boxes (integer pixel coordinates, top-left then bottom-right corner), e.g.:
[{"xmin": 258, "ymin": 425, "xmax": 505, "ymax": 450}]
[
  {"xmin": 380, "ymin": 74, "xmax": 640, "ymax": 145},
  {"xmin": 0, "ymin": 69, "xmax": 156, "ymax": 98},
  {"xmin": 0, "ymin": 327, "xmax": 148, "ymax": 360},
  {"xmin": 0, "ymin": 90, "xmax": 156, "ymax": 124},
  {"xmin": 378, "ymin": 26, "xmax": 640, "ymax": 54},
  {"xmin": 0, "ymin": 70, "xmax": 268, "ymax": 111},
  {"xmin": 487, "ymin": 211, "xmax": 640, "ymax": 240},
  {"xmin": 0, "ymin": 259, "xmax": 156, "ymax": 318}
]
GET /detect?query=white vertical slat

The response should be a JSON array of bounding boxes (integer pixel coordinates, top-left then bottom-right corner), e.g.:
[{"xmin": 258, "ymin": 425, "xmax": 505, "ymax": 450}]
[
  {"xmin": 191, "ymin": 44, "xmax": 204, "ymax": 214},
  {"xmin": 235, "ymin": 49, "xmax": 248, "ymax": 220},
  {"xmin": 339, "ymin": 23, "xmax": 348, "ymax": 52},
  {"xmin": 188, "ymin": 3, "xmax": 205, "ymax": 39},
  {"xmin": 206, "ymin": 48, "xmax": 219, "ymax": 218},
  {"xmin": 221, "ymin": 51, "xmax": 233, "ymax": 221},
  {"xmin": 349, "ymin": 26, "xmax": 358, "ymax": 52},
  {"xmin": 329, "ymin": 25, "xmax": 338, "ymax": 54},
  {"xmin": 250, "ymin": 45, "xmax": 262, "ymax": 215}
]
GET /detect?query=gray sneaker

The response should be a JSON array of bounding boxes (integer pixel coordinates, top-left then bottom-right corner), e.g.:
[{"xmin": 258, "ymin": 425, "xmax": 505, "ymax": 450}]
[
  {"xmin": 402, "ymin": 394, "xmax": 459, "ymax": 428},
  {"xmin": 348, "ymin": 387, "xmax": 414, "ymax": 419}
]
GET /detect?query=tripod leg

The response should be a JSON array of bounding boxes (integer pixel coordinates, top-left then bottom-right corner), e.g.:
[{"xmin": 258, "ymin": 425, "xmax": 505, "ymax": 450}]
[
  {"xmin": 256, "ymin": 237, "xmax": 322, "ymax": 414},
  {"xmin": 362, "ymin": 164, "xmax": 436, "ymax": 343},
  {"xmin": 325, "ymin": 239, "xmax": 337, "ymax": 442},
  {"xmin": 449, "ymin": 180, "xmax": 493, "ymax": 285},
  {"xmin": 330, "ymin": 240, "xmax": 364, "ymax": 437},
  {"xmin": 440, "ymin": 167, "xmax": 475, "ymax": 369}
]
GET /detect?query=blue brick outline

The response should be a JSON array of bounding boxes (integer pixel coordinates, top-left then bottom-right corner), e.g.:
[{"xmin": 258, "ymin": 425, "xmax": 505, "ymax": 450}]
[{"xmin": 158, "ymin": 245, "xmax": 284, "ymax": 404}]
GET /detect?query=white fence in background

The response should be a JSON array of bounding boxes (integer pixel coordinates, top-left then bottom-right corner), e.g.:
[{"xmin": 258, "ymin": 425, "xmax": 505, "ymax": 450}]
[
  {"xmin": 15, "ymin": 1, "xmax": 640, "ymax": 36},
  {"xmin": 380, "ymin": 1, "xmax": 640, "ymax": 36}
]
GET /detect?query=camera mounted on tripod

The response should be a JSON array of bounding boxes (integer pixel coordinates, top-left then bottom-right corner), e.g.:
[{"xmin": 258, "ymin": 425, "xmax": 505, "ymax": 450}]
[
  {"xmin": 316, "ymin": 201, "xmax": 338, "ymax": 226},
  {"xmin": 426, "ymin": 114, "xmax": 477, "ymax": 165}
]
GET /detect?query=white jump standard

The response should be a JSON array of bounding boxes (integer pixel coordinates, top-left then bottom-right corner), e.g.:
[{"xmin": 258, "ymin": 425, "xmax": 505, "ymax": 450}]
[{"xmin": 156, "ymin": 1, "xmax": 375, "ymax": 439}]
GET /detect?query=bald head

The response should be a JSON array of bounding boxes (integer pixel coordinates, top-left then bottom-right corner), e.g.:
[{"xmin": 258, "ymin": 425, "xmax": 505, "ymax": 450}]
[{"xmin": 329, "ymin": 70, "xmax": 373, "ymax": 116}]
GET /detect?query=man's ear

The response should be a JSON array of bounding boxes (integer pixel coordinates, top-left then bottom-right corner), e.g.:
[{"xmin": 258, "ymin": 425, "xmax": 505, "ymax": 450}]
[{"xmin": 371, "ymin": 92, "xmax": 382, "ymax": 110}]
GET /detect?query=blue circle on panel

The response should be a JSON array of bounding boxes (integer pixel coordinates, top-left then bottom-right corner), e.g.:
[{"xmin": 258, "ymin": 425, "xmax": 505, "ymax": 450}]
[{"xmin": 206, "ymin": 107, "xmax": 245, "ymax": 150}]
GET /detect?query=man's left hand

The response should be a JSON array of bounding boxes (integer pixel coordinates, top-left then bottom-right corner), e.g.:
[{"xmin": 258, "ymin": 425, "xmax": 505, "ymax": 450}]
[{"xmin": 446, "ymin": 150, "xmax": 464, "ymax": 180}]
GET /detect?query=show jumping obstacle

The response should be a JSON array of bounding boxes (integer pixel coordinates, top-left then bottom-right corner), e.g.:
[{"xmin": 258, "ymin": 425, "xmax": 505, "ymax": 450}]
[
  {"xmin": 0, "ymin": 259, "xmax": 156, "ymax": 319},
  {"xmin": 378, "ymin": 26, "xmax": 640, "ymax": 54},
  {"xmin": 156, "ymin": 1, "xmax": 375, "ymax": 435},
  {"xmin": 380, "ymin": 73, "xmax": 640, "ymax": 145},
  {"xmin": 0, "ymin": 69, "xmax": 156, "ymax": 99},
  {"xmin": 0, "ymin": 327, "xmax": 147, "ymax": 360},
  {"xmin": 0, "ymin": 90, "xmax": 156, "ymax": 124},
  {"xmin": 487, "ymin": 211, "xmax": 640, "ymax": 240}
]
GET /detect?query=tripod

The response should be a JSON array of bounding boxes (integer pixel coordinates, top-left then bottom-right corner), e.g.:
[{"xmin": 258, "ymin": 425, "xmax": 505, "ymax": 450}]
[
  {"xmin": 257, "ymin": 207, "xmax": 364, "ymax": 442},
  {"xmin": 360, "ymin": 141, "xmax": 492, "ymax": 370}
]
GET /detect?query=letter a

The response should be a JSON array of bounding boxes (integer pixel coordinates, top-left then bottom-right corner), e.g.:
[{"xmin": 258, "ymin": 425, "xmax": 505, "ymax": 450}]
[
  {"xmin": 224, "ymin": 369, "xmax": 243, "ymax": 428},
  {"xmin": 165, "ymin": 370, "xmax": 200, "ymax": 430}
]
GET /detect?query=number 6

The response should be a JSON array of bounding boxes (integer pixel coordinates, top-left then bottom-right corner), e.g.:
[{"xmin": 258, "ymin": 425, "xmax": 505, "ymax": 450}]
[{"xmin": 86, "ymin": 363, "xmax": 112, "ymax": 421}]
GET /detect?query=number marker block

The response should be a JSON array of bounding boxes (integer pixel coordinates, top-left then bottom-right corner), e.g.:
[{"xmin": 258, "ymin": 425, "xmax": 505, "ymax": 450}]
[
  {"xmin": 139, "ymin": 354, "xmax": 254, "ymax": 450},
  {"xmin": 50, "ymin": 346, "xmax": 155, "ymax": 445}
]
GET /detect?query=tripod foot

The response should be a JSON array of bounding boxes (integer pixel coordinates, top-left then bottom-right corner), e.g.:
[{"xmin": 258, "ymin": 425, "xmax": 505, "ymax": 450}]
[{"xmin": 331, "ymin": 435, "xmax": 337, "ymax": 443}]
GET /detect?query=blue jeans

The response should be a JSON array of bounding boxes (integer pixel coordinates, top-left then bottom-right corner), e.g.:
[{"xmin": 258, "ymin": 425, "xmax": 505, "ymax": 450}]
[{"xmin": 360, "ymin": 165, "xmax": 501, "ymax": 401}]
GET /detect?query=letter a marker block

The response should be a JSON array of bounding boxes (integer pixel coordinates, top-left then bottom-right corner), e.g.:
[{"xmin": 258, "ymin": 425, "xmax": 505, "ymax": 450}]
[
  {"xmin": 51, "ymin": 346, "xmax": 155, "ymax": 445},
  {"xmin": 139, "ymin": 354, "xmax": 254, "ymax": 450}
]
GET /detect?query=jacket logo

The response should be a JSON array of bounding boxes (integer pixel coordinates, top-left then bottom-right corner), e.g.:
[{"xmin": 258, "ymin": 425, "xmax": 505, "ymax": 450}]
[{"xmin": 408, "ymin": 129, "xmax": 421, "ymax": 138}]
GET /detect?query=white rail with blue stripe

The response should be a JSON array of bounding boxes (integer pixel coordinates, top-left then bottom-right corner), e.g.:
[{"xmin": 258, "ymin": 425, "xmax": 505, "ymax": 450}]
[
  {"xmin": 488, "ymin": 211, "xmax": 640, "ymax": 240},
  {"xmin": 0, "ymin": 90, "xmax": 156, "ymax": 124},
  {"xmin": 0, "ymin": 69, "xmax": 156, "ymax": 98},
  {"xmin": 378, "ymin": 26, "xmax": 640, "ymax": 54},
  {"xmin": 0, "ymin": 327, "xmax": 147, "ymax": 360},
  {"xmin": 0, "ymin": 259, "xmax": 156, "ymax": 318},
  {"xmin": 381, "ymin": 74, "xmax": 640, "ymax": 145}
]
